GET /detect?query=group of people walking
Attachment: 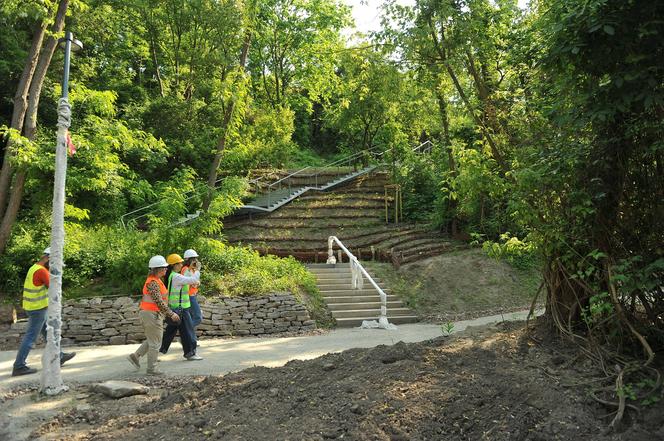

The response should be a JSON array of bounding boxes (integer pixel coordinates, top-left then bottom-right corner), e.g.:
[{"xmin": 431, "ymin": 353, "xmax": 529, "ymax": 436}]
[
  {"xmin": 11, "ymin": 247, "xmax": 204, "ymax": 378},
  {"xmin": 127, "ymin": 249, "xmax": 204, "ymax": 375}
]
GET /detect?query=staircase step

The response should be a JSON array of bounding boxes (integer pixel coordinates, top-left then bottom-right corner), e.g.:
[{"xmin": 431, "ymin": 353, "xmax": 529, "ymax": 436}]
[
  {"xmin": 306, "ymin": 263, "xmax": 351, "ymax": 269},
  {"xmin": 320, "ymin": 291, "xmax": 391, "ymax": 299},
  {"xmin": 323, "ymin": 295, "xmax": 401, "ymax": 303},
  {"xmin": 316, "ymin": 277, "xmax": 384, "ymax": 284},
  {"xmin": 317, "ymin": 283, "xmax": 385, "ymax": 290},
  {"xmin": 335, "ymin": 315, "xmax": 419, "ymax": 327},
  {"xmin": 331, "ymin": 308, "xmax": 414, "ymax": 319},
  {"xmin": 309, "ymin": 268, "xmax": 353, "ymax": 274},
  {"xmin": 319, "ymin": 288, "xmax": 390, "ymax": 295},
  {"xmin": 327, "ymin": 301, "xmax": 404, "ymax": 311}
]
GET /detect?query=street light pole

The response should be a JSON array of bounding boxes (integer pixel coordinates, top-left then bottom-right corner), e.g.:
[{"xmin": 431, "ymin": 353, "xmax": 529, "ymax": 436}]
[{"xmin": 41, "ymin": 31, "xmax": 82, "ymax": 395}]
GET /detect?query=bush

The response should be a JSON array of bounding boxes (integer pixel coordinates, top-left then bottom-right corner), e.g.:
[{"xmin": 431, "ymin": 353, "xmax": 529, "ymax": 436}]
[
  {"xmin": 1, "ymin": 181, "xmax": 317, "ymax": 307},
  {"xmin": 482, "ymin": 233, "xmax": 538, "ymax": 270}
]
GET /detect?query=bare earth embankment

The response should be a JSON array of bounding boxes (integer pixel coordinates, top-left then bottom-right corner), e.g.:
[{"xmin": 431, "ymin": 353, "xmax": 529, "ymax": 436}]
[{"xmin": 3, "ymin": 320, "xmax": 663, "ymax": 441}]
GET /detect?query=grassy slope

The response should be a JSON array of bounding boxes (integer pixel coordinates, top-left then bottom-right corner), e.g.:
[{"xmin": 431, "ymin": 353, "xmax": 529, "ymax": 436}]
[{"xmin": 366, "ymin": 248, "xmax": 542, "ymax": 323}]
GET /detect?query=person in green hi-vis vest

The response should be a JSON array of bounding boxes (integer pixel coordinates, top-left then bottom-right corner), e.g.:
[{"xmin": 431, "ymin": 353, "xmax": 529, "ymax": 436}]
[
  {"xmin": 12, "ymin": 247, "xmax": 76, "ymax": 376},
  {"xmin": 159, "ymin": 253, "xmax": 202, "ymax": 360}
]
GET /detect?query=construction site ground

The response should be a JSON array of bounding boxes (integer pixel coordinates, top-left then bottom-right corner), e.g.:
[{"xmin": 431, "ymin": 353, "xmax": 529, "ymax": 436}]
[
  {"xmin": 3, "ymin": 315, "xmax": 663, "ymax": 440},
  {"xmin": 3, "ymin": 250, "xmax": 663, "ymax": 440}
]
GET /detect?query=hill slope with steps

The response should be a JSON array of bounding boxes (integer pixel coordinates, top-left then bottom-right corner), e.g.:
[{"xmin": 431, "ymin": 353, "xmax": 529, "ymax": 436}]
[
  {"xmin": 225, "ymin": 170, "xmax": 463, "ymax": 266},
  {"xmin": 306, "ymin": 263, "xmax": 417, "ymax": 327}
]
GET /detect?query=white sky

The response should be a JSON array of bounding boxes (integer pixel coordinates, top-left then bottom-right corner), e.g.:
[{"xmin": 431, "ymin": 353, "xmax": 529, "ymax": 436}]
[
  {"xmin": 344, "ymin": 0, "xmax": 530, "ymax": 35},
  {"xmin": 344, "ymin": 0, "xmax": 413, "ymax": 35}
]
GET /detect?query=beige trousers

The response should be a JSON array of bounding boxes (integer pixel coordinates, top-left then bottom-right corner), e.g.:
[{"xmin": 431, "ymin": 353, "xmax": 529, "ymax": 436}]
[{"xmin": 134, "ymin": 310, "xmax": 163, "ymax": 372}]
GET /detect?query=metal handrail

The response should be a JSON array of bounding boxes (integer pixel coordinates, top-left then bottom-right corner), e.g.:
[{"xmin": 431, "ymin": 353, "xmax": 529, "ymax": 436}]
[
  {"xmin": 121, "ymin": 140, "xmax": 435, "ymax": 227},
  {"xmin": 121, "ymin": 174, "xmax": 263, "ymax": 228},
  {"xmin": 374, "ymin": 140, "xmax": 433, "ymax": 159},
  {"xmin": 326, "ymin": 236, "xmax": 392, "ymax": 326},
  {"xmin": 267, "ymin": 166, "xmax": 311, "ymax": 189}
]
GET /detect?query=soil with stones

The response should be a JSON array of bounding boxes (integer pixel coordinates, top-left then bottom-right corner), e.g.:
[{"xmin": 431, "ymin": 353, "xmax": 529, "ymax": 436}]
[{"xmin": 10, "ymin": 321, "xmax": 664, "ymax": 441}]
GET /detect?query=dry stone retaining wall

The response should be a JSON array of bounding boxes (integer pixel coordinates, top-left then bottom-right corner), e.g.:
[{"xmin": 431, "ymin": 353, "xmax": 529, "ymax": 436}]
[{"xmin": 0, "ymin": 293, "xmax": 315, "ymax": 349}]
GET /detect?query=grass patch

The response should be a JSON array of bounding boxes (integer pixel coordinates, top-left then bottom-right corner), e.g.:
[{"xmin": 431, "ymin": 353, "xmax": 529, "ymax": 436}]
[{"xmin": 365, "ymin": 248, "xmax": 543, "ymax": 322}]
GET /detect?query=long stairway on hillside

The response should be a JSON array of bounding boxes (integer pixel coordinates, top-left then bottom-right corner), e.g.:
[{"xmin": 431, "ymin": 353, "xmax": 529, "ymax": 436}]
[
  {"xmin": 307, "ymin": 263, "xmax": 418, "ymax": 327},
  {"xmin": 226, "ymin": 171, "xmax": 463, "ymax": 267}
]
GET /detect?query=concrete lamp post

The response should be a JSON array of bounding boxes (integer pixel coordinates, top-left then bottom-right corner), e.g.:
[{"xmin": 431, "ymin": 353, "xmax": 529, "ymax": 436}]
[{"xmin": 41, "ymin": 32, "xmax": 82, "ymax": 396}]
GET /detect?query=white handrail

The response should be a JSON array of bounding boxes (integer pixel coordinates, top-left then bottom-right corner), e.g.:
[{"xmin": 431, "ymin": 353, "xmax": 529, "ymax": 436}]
[{"xmin": 326, "ymin": 236, "xmax": 392, "ymax": 326}]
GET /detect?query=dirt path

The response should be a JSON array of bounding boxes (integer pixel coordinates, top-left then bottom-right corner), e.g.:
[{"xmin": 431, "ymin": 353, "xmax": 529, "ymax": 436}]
[
  {"xmin": 0, "ymin": 310, "xmax": 537, "ymax": 396},
  {"xmin": 5, "ymin": 320, "xmax": 663, "ymax": 441}
]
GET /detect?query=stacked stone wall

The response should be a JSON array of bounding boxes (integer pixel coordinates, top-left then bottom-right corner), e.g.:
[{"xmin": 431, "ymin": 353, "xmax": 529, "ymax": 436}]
[{"xmin": 0, "ymin": 293, "xmax": 315, "ymax": 349}]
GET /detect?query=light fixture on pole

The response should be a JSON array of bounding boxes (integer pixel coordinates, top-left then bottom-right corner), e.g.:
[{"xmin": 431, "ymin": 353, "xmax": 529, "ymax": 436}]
[
  {"xmin": 57, "ymin": 32, "xmax": 83, "ymax": 99},
  {"xmin": 41, "ymin": 31, "xmax": 82, "ymax": 396}
]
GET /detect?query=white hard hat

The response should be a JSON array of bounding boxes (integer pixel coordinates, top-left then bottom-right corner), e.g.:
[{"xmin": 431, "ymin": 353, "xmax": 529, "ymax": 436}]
[
  {"xmin": 148, "ymin": 255, "xmax": 168, "ymax": 268},
  {"xmin": 183, "ymin": 249, "xmax": 199, "ymax": 259},
  {"xmin": 43, "ymin": 247, "xmax": 51, "ymax": 255}
]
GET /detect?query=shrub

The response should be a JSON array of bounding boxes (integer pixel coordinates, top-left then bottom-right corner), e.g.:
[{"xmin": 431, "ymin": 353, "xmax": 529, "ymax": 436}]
[{"xmin": 482, "ymin": 233, "xmax": 538, "ymax": 269}]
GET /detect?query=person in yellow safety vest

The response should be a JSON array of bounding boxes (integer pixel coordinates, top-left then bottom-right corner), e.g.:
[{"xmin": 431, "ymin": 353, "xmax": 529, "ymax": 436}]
[
  {"xmin": 126, "ymin": 255, "xmax": 181, "ymax": 375},
  {"xmin": 12, "ymin": 247, "xmax": 76, "ymax": 377},
  {"xmin": 158, "ymin": 253, "xmax": 202, "ymax": 360},
  {"xmin": 181, "ymin": 249, "xmax": 202, "ymax": 328}
]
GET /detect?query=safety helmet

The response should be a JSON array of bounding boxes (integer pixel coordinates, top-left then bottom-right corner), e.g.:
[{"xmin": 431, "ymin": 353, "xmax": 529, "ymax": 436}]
[
  {"xmin": 43, "ymin": 247, "xmax": 51, "ymax": 256},
  {"xmin": 148, "ymin": 255, "xmax": 168, "ymax": 268},
  {"xmin": 166, "ymin": 253, "xmax": 184, "ymax": 265},
  {"xmin": 183, "ymin": 249, "xmax": 199, "ymax": 259}
]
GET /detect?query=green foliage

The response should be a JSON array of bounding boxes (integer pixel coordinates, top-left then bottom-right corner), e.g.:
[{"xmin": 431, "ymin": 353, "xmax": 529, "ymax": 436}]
[
  {"xmin": 0, "ymin": 0, "xmax": 661, "ymax": 357},
  {"xmin": 221, "ymin": 105, "xmax": 298, "ymax": 173},
  {"xmin": 441, "ymin": 321, "xmax": 455, "ymax": 336},
  {"xmin": 482, "ymin": 233, "xmax": 537, "ymax": 270}
]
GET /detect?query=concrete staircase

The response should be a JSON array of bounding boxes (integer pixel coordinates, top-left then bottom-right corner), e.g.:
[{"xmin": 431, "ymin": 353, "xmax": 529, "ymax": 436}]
[
  {"xmin": 307, "ymin": 263, "xmax": 418, "ymax": 327},
  {"xmin": 226, "ymin": 171, "xmax": 463, "ymax": 266}
]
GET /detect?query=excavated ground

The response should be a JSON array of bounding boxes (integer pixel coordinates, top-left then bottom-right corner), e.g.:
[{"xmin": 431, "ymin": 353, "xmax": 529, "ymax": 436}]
[{"xmin": 9, "ymin": 321, "xmax": 664, "ymax": 441}]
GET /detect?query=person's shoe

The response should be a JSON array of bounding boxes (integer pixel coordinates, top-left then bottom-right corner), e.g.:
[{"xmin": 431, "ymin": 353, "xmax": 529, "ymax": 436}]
[
  {"xmin": 158, "ymin": 349, "xmax": 167, "ymax": 355},
  {"xmin": 146, "ymin": 369, "xmax": 164, "ymax": 376},
  {"xmin": 12, "ymin": 366, "xmax": 37, "ymax": 377},
  {"xmin": 186, "ymin": 354, "xmax": 203, "ymax": 361},
  {"xmin": 127, "ymin": 353, "xmax": 140, "ymax": 370},
  {"xmin": 60, "ymin": 352, "xmax": 76, "ymax": 366}
]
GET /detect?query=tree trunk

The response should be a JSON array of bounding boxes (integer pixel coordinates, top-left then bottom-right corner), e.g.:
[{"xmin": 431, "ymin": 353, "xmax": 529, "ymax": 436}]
[
  {"xmin": 23, "ymin": 0, "xmax": 69, "ymax": 141},
  {"xmin": 0, "ymin": 172, "xmax": 26, "ymax": 255},
  {"xmin": 203, "ymin": 30, "xmax": 252, "ymax": 210},
  {"xmin": 426, "ymin": 16, "xmax": 510, "ymax": 177},
  {"xmin": 436, "ymin": 89, "xmax": 458, "ymax": 235},
  {"xmin": 0, "ymin": 22, "xmax": 47, "ymax": 219},
  {"xmin": 0, "ymin": 0, "xmax": 68, "ymax": 255}
]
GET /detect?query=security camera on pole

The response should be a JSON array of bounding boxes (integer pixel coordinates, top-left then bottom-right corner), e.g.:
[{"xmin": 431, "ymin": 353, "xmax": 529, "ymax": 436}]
[{"xmin": 41, "ymin": 31, "xmax": 82, "ymax": 395}]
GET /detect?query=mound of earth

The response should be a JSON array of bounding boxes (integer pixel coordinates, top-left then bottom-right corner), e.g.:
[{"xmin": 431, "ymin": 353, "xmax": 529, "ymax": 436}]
[
  {"xmin": 368, "ymin": 248, "xmax": 542, "ymax": 323},
  {"xmin": 19, "ymin": 321, "xmax": 664, "ymax": 441}
]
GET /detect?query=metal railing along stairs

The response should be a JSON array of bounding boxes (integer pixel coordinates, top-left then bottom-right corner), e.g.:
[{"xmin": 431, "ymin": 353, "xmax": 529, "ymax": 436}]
[
  {"xmin": 323, "ymin": 236, "xmax": 397, "ymax": 329},
  {"xmin": 120, "ymin": 140, "xmax": 433, "ymax": 228}
]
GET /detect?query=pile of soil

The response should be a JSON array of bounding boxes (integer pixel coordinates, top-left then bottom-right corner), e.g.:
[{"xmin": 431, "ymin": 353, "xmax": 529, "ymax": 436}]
[{"xmin": 22, "ymin": 321, "xmax": 664, "ymax": 440}]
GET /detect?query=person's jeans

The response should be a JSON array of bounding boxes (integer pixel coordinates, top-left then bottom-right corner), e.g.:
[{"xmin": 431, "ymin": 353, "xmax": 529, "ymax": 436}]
[
  {"xmin": 160, "ymin": 308, "xmax": 197, "ymax": 356},
  {"xmin": 13, "ymin": 308, "xmax": 66, "ymax": 369},
  {"xmin": 189, "ymin": 295, "xmax": 202, "ymax": 328}
]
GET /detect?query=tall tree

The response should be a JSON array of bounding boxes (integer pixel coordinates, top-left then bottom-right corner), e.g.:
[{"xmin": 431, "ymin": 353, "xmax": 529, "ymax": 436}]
[{"xmin": 0, "ymin": 0, "xmax": 70, "ymax": 255}]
